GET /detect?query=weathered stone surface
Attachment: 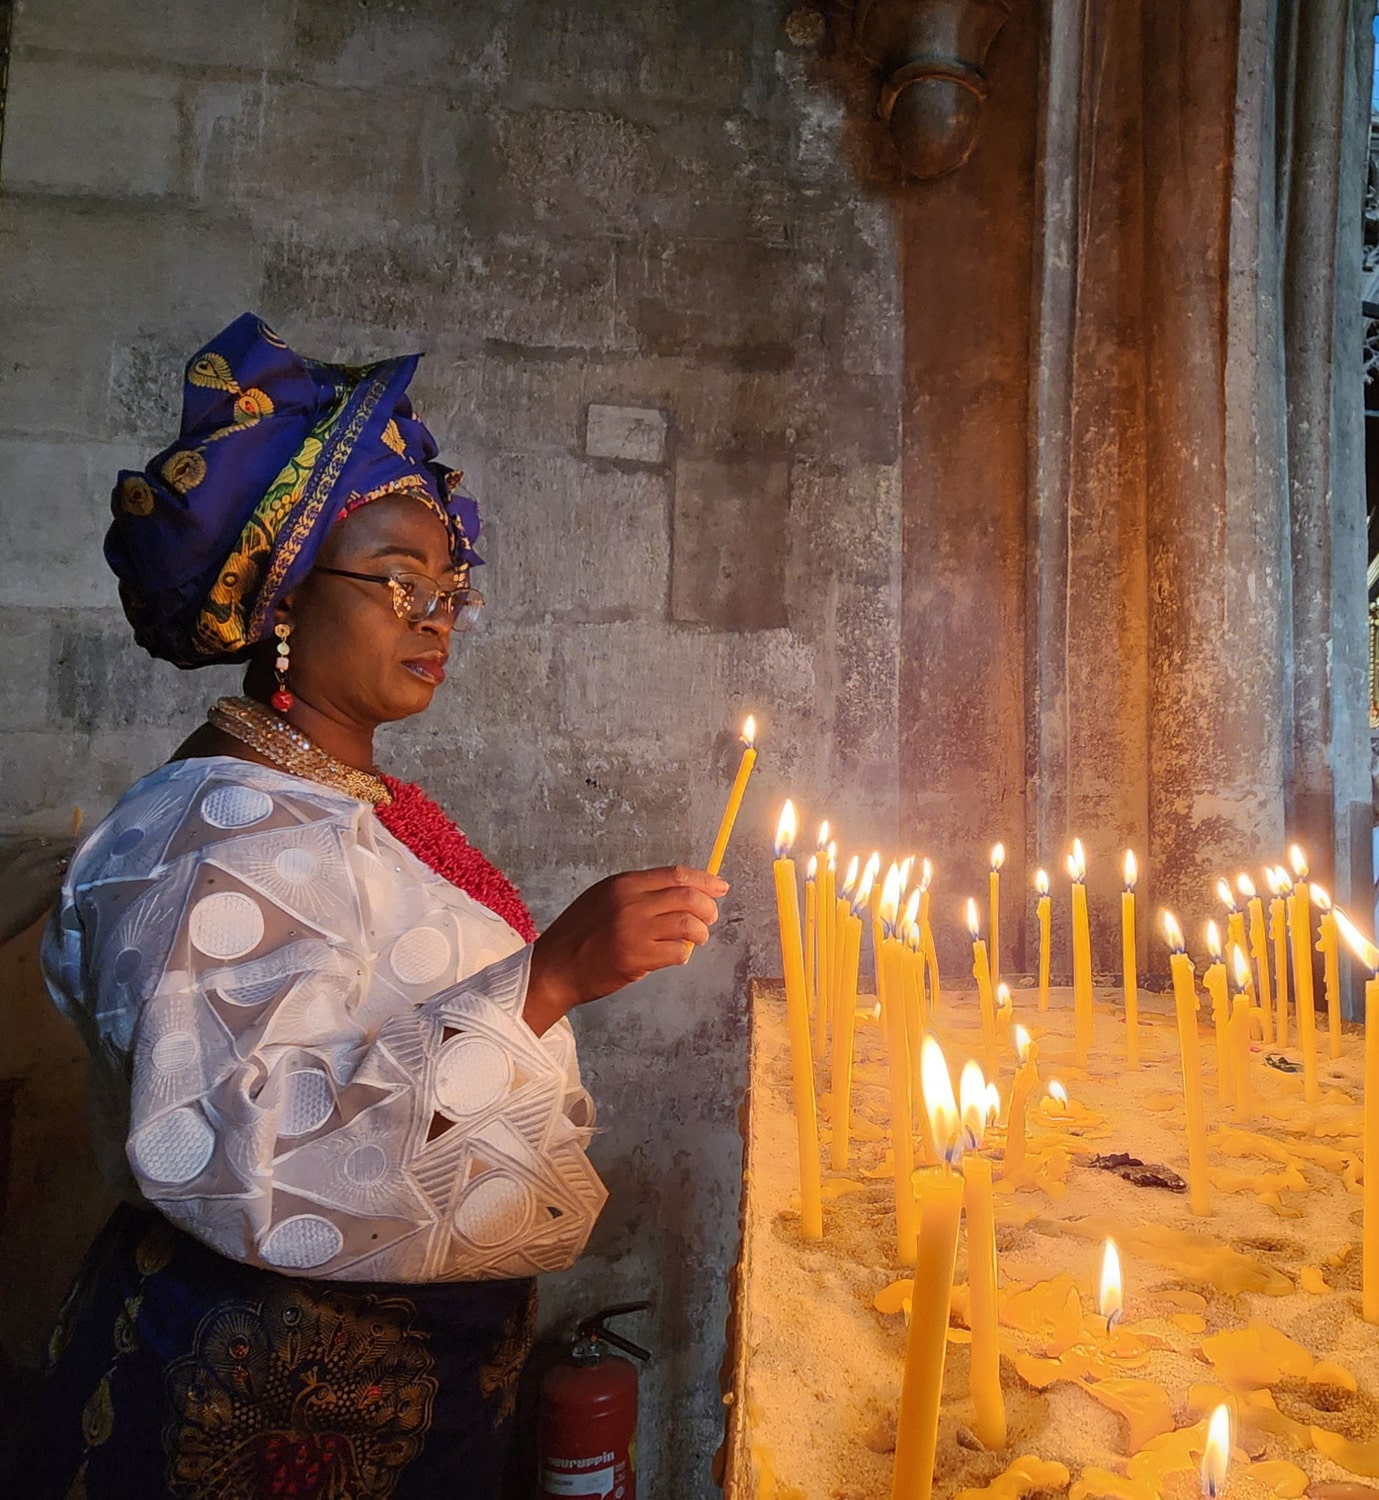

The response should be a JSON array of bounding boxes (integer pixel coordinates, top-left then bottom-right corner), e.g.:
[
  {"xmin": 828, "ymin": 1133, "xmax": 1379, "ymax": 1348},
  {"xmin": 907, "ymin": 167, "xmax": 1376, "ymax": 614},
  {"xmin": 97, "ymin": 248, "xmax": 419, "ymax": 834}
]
[
  {"xmin": 584, "ymin": 403, "xmax": 670, "ymax": 465},
  {"xmin": 15, "ymin": 0, "xmax": 293, "ymax": 69},
  {"xmin": 671, "ymin": 457, "xmax": 790, "ymax": 630}
]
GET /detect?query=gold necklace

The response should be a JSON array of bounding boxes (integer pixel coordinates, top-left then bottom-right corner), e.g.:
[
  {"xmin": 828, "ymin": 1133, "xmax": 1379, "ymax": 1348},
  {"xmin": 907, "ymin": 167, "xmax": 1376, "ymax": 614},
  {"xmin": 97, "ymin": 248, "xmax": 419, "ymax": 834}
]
[{"xmin": 207, "ymin": 696, "xmax": 393, "ymax": 807}]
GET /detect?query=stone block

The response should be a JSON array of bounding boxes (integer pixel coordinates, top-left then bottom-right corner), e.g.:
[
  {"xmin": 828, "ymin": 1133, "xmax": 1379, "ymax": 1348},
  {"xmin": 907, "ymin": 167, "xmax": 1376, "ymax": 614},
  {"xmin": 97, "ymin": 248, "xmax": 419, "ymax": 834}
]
[
  {"xmin": 0, "ymin": 440, "xmax": 134, "ymax": 609},
  {"xmin": 481, "ymin": 452, "xmax": 670, "ymax": 623},
  {"xmin": 14, "ymin": 1, "xmax": 293, "ymax": 70},
  {"xmin": 2, "ymin": 58, "xmax": 183, "ymax": 199},
  {"xmin": 289, "ymin": 0, "xmax": 511, "ymax": 91},
  {"xmin": 0, "ymin": 611, "xmax": 56, "ymax": 732},
  {"xmin": 671, "ymin": 457, "xmax": 789, "ymax": 631},
  {"xmin": 193, "ymin": 83, "xmax": 425, "ymax": 221},
  {"xmin": 584, "ymin": 404, "xmax": 669, "ymax": 465}
]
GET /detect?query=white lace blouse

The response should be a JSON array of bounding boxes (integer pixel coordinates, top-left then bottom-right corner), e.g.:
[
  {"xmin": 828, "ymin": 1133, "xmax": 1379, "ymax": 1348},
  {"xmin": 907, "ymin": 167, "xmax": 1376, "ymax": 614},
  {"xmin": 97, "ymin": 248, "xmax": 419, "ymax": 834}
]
[{"xmin": 41, "ymin": 757, "xmax": 606, "ymax": 1282}]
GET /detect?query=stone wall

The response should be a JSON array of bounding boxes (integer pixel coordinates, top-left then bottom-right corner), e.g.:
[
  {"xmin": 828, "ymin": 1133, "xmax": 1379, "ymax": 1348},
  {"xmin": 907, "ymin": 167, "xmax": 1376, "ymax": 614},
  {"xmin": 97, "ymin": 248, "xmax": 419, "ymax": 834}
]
[{"xmin": 0, "ymin": 2, "xmax": 901, "ymax": 1492}]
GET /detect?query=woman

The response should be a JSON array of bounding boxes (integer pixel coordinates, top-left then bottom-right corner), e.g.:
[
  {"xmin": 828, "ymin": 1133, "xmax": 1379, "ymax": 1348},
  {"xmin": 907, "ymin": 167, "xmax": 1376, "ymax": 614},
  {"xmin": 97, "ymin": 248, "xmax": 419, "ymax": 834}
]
[{"xmin": 10, "ymin": 314, "xmax": 725, "ymax": 1499}]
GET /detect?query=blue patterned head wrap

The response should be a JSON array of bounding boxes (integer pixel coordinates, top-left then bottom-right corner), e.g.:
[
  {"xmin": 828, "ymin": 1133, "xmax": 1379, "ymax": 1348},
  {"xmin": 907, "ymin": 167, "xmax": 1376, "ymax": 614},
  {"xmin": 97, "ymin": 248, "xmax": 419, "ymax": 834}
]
[{"xmin": 105, "ymin": 313, "xmax": 482, "ymax": 668}]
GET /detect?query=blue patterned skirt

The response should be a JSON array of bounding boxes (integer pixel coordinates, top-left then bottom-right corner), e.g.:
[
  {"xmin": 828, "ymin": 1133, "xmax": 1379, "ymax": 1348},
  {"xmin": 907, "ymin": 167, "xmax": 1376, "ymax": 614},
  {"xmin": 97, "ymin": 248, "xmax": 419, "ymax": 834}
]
[{"xmin": 7, "ymin": 1204, "xmax": 535, "ymax": 1499}]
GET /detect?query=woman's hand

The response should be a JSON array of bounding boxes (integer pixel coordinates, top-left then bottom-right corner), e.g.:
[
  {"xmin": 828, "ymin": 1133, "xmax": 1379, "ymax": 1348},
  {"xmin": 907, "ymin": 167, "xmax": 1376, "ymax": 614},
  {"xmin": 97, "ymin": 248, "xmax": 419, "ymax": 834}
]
[{"xmin": 523, "ymin": 865, "xmax": 729, "ymax": 1035}]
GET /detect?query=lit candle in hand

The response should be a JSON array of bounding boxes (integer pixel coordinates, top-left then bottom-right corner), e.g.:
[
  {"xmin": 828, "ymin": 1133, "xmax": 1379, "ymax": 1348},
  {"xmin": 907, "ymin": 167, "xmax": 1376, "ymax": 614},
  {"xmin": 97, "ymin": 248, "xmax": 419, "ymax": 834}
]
[
  {"xmin": 1002, "ymin": 1024, "xmax": 1039, "ymax": 1182},
  {"xmin": 1238, "ymin": 872, "xmax": 1273, "ymax": 1045},
  {"xmin": 989, "ymin": 843, "xmax": 1005, "ymax": 989},
  {"xmin": 1201, "ymin": 1403, "xmax": 1232, "ymax": 1500},
  {"xmin": 1267, "ymin": 865, "xmax": 1293, "ymax": 1047},
  {"xmin": 1122, "ymin": 851, "xmax": 1139, "ymax": 1068},
  {"xmin": 1313, "ymin": 885, "xmax": 1343, "ymax": 1062},
  {"xmin": 1204, "ymin": 921, "xmax": 1231, "ymax": 1107},
  {"xmin": 967, "ymin": 898, "xmax": 998, "ymax": 1074},
  {"xmin": 1289, "ymin": 845, "xmax": 1320, "ymax": 1106},
  {"xmin": 771, "ymin": 801, "xmax": 823, "ymax": 1239},
  {"xmin": 1068, "ymin": 840, "xmax": 1094, "ymax": 1064},
  {"xmin": 959, "ymin": 1060, "xmax": 1006, "ymax": 1450},
  {"xmin": 706, "ymin": 715, "xmax": 756, "ymax": 875},
  {"xmin": 1035, "ymin": 868, "xmax": 1052, "ymax": 1012},
  {"xmin": 1333, "ymin": 908, "xmax": 1379, "ymax": 1323},
  {"xmin": 893, "ymin": 1039, "xmax": 964, "ymax": 1500},
  {"xmin": 1163, "ymin": 912, "xmax": 1211, "ymax": 1216}
]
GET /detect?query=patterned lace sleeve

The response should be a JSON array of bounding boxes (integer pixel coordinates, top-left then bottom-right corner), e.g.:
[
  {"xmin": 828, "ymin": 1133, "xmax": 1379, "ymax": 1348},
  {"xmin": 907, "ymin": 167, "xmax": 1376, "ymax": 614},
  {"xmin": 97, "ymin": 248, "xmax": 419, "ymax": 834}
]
[{"xmin": 42, "ymin": 760, "xmax": 606, "ymax": 1282}]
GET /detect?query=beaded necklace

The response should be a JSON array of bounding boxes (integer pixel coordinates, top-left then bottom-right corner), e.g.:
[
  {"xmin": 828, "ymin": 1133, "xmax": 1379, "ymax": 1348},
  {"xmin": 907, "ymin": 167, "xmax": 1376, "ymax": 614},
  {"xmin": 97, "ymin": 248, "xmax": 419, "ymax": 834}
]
[{"xmin": 207, "ymin": 696, "xmax": 537, "ymax": 940}]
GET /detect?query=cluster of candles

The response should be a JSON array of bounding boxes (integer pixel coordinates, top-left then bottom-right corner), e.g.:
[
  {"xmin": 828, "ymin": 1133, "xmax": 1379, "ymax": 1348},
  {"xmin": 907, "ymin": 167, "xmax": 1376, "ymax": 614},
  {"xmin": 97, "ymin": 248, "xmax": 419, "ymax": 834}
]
[{"xmin": 706, "ymin": 722, "xmax": 1376, "ymax": 1500}]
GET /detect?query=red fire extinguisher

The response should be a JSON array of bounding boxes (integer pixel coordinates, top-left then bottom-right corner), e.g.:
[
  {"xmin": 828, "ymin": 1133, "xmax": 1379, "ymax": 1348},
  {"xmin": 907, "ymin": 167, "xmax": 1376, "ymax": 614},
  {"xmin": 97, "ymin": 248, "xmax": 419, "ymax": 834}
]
[{"xmin": 537, "ymin": 1301, "xmax": 649, "ymax": 1500}]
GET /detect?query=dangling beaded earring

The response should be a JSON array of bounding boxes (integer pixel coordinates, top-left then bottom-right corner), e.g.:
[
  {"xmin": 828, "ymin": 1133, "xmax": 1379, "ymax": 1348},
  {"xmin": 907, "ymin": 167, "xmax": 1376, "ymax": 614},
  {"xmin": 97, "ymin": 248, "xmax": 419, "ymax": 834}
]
[{"xmin": 271, "ymin": 623, "xmax": 294, "ymax": 712}]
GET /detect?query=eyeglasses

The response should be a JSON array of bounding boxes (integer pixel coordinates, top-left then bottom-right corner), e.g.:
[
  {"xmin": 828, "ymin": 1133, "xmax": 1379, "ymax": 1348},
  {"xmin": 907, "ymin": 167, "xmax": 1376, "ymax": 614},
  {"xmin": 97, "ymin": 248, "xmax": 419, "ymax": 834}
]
[{"xmin": 314, "ymin": 567, "xmax": 485, "ymax": 630}]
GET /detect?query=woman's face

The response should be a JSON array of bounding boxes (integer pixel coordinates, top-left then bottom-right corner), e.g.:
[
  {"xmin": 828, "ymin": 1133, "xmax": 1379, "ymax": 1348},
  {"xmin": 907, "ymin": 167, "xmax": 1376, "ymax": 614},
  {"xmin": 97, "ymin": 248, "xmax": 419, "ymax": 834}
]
[{"xmin": 279, "ymin": 494, "xmax": 459, "ymax": 729}]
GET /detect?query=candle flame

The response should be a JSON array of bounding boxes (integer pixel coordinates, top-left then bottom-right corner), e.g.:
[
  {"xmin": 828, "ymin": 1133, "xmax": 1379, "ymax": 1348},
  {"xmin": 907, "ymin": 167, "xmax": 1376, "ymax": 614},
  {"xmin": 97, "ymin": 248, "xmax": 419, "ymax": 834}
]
[
  {"xmin": 1069, "ymin": 838, "xmax": 1087, "ymax": 881},
  {"xmin": 864, "ymin": 851, "xmax": 882, "ymax": 892},
  {"xmin": 966, "ymin": 897, "xmax": 981, "ymax": 939},
  {"xmin": 1035, "ymin": 868, "xmax": 1050, "ymax": 896},
  {"xmin": 842, "ymin": 855, "xmax": 860, "ymax": 898},
  {"xmin": 1312, "ymin": 884, "xmax": 1332, "ymax": 913},
  {"xmin": 806, "ymin": 853, "xmax": 818, "ymax": 881},
  {"xmin": 879, "ymin": 862, "xmax": 902, "ymax": 929},
  {"xmin": 1201, "ymin": 1403, "xmax": 1232, "ymax": 1500},
  {"xmin": 996, "ymin": 981, "xmax": 1012, "ymax": 1011},
  {"xmin": 1264, "ymin": 866, "xmax": 1284, "ymax": 896},
  {"xmin": 1206, "ymin": 921, "xmax": 1222, "ymax": 960},
  {"xmin": 920, "ymin": 857, "xmax": 934, "ymax": 891},
  {"xmin": 816, "ymin": 820, "xmax": 829, "ymax": 851},
  {"xmin": 854, "ymin": 862, "xmax": 877, "ymax": 915},
  {"xmin": 920, "ymin": 1037, "xmax": 961, "ymax": 1165},
  {"xmin": 1290, "ymin": 844, "xmax": 1309, "ymax": 880},
  {"xmin": 984, "ymin": 1082, "xmax": 1002, "ymax": 1126},
  {"xmin": 991, "ymin": 842, "xmax": 1006, "ymax": 871},
  {"xmin": 741, "ymin": 714, "xmax": 756, "ymax": 747},
  {"xmin": 826, "ymin": 841, "xmax": 837, "ymax": 870},
  {"xmin": 1048, "ymin": 1080, "xmax": 1069, "ymax": 1108},
  {"xmin": 1231, "ymin": 945, "xmax": 1251, "ymax": 991},
  {"xmin": 899, "ymin": 855, "xmax": 915, "ymax": 893},
  {"xmin": 907, "ymin": 923, "xmax": 923, "ymax": 953},
  {"xmin": 775, "ymin": 801, "xmax": 797, "ymax": 858},
  {"xmin": 960, "ymin": 1060, "xmax": 988, "ymax": 1150},
  {"xmin": 1273, "ymin": 865, "xmax": 1294, "ymax": 896},
  {"xmin": 1123, "ymin": 850, "xmax": 1138, "ymax": 889},
  {"xmin": 902, "ymin": 887, "xmax": 921, "ymax": 933},
  {"xmin": 1014, "ymin": 1023, "xmax": 1032, "ymax": 1062},
  {"xmin": 1099, "ymin": 1239, "xmax": 1123, "ymax": 1330},
  {"xmin": 1335, "ymin": 908, "xmax": 1379, "ymax": 973},
  {"xmin": 1215, "ymin": 877, "xmax": 1237, "ymax": 911},
  {"xmin": 1162, "ymin": 910, "xmax": 1185, "ymax": 953},
  {"xmin": 1236, "ymin": 872, "xmax": 1257, "ymax": 901}
]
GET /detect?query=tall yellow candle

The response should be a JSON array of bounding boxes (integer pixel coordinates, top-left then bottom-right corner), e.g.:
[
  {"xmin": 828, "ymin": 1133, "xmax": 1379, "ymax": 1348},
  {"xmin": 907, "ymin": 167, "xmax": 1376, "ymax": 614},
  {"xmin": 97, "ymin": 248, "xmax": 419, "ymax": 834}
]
[
  {"xmin": 901, "ymin": 889, "xmax": 926, "ymax": 1055},
  {"xmin": 967, "ymin": 898, "xmax": 998, "ymax": 1074},
  {"xmin": 771, "ymin": 801, "xmax": 823, "ymax": 1239},
  {"xmin": 816, "ymin": 842, "xmax": 837, "ymax": 1056},
  {"xmin": 1268, "ymin": 866, "xmax": 1292, "ymax": 1047},
  {"xmin": 1217, "ymin": 877, "xmax": 1249, "ymax": 977},
  {"xmin": 1204, "ymin": 922, "xmax": 1232, "ymax": 1107},
  {"xmin": 869, "ymin": 852, "xmax": 887, "ymax": 1007},
  {"xmin": 706, "ymin": 715, "xmax": 757, "ymax": 875},
  {"xmin": 834, "ymin": 856, "xmax": 860, "ymax": 1043},
  {"xmin": 803, "ymin": 855, "xmax": 818, "ymax": 1031},
  {"xmin": 1289, "ymin": 845, "xmax": 1320, "ymax": 1106},
  {"xmin": 893, "ymin": 1040, "xmax": 964, "ymax": 1500},
  {"xmin": 1314, "ymin": 885, "xmax": 1343, "ymax": 1062},
  {"xmin": 1068, "ymin": 841, "xmax": 1094, "ymax": 1064},
  {"xmin": 1035, "ymin": 868, "xmax": 1052, "ymax": 1012},
  {"xmin": 1333, "ymin": 909, "xmax": 1379, "ymax": 1323},
  {"xmin": 1239, "ymin": 873, "xmax": 1274, "ymax": 1046},
  {"xmin": 1163, "ymin": 912, "xmax": 1211, "ymax": 1216},
  {"xmin": 994, "ymin": 981, "xmax": 1013, "ymax": 1053},
  {"xmin": 880, "ymin": 866, "xmax": 917, "ymax": 1265},
  {"xmin": 919, "ymin": 860, "xmax": 942, "ymax": 1014},
  {"xmin": 959, "ymin": 1061, "xmax": 1006, "ymax": 1450},
  {"xmin": 1230, "ymin": 945, "xmax": 1253, "ymax": 1123},
  {"xmin": 1002, "ymin": 1024, "xmax": 1039, "ymax": 1181},
  {"xmin": 830, "ymin": 869, "xmax": 873, "ymax": 1171},
  {"xmin": 1122, "ymin": 851, "xmax": 1139, "ymax": 1069},
  {"xmin": 989, "ymin": 843, "xmax": 1005, "ymax": 990}
]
